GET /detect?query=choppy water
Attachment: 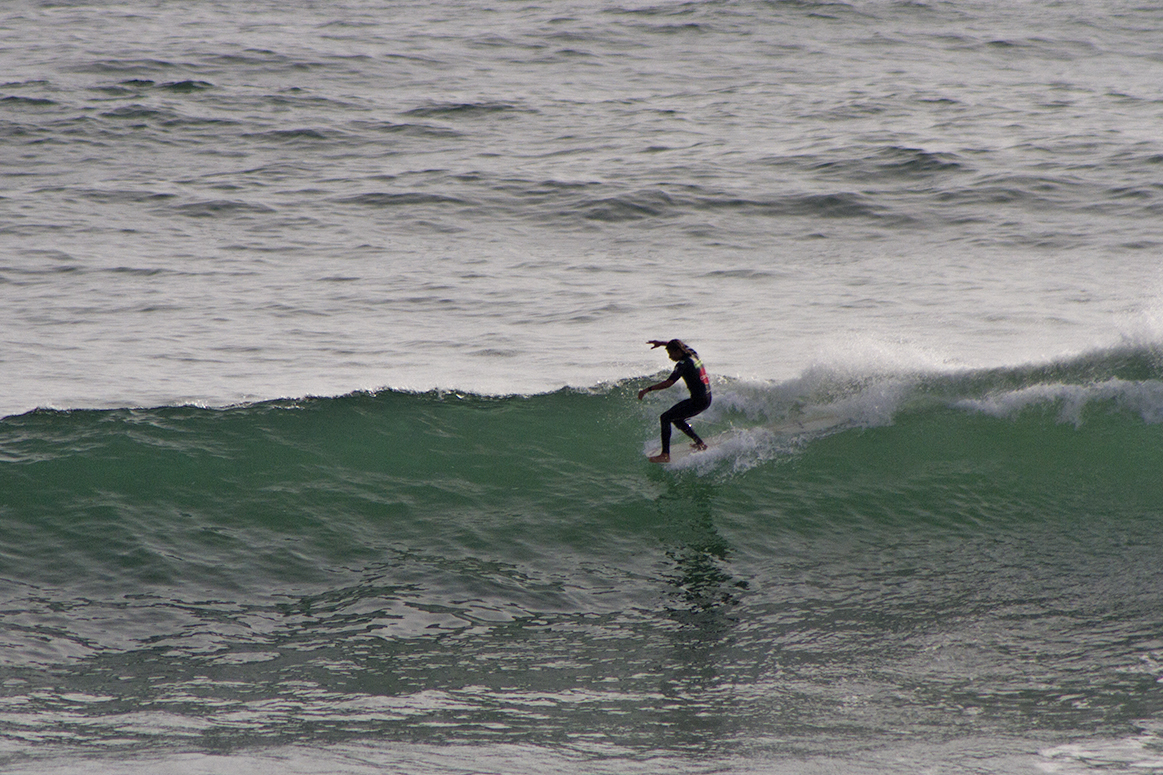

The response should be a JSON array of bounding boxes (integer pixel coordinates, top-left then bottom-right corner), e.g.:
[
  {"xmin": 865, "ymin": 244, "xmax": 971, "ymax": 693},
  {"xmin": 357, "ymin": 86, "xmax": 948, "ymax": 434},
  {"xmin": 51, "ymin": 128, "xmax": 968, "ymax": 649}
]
[
  {"xmin": 3, "ymin": 0, "xmax": 1163, "ymax": 772},
  {"xmin": 4, "ymin": 0, "xmax": 1163, "ymax": 413}
]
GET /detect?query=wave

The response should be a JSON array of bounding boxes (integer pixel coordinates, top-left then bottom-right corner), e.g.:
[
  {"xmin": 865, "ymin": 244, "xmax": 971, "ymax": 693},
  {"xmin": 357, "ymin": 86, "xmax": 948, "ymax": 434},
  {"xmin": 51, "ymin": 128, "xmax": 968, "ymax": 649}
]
[
  {"xmin": 0, "ymin": 95, "xmax": 56, "ymax": 108},
  {"xmin": 2, "ymin": 342, "xmax": 1161, "ymax": 684},
  {"xmin": 402, "ymin": 102, "xmax": 534, "ymax": 118},
  {"xmin": 4, "ymin": 341, "xmax": 1162, "ymax": 510}
]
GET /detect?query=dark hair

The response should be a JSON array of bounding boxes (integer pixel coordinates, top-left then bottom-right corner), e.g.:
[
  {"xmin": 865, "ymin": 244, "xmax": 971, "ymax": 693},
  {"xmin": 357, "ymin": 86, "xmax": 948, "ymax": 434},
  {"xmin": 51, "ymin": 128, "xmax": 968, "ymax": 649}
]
[{"xmin": 666, "ymin": 339, "xmax": 696, "ymax": 358}]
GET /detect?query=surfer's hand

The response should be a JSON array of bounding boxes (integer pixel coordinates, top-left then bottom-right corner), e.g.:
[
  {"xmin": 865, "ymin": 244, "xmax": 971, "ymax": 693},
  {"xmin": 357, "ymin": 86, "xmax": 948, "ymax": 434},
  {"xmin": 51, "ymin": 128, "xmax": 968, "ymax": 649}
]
[
  {"xmin": 638, "ymin": 388, "xmax": 647, "ymax": 400},
  {"xmin": 647, "ymin": 340, "xmax": 667, "ymax": 349}
]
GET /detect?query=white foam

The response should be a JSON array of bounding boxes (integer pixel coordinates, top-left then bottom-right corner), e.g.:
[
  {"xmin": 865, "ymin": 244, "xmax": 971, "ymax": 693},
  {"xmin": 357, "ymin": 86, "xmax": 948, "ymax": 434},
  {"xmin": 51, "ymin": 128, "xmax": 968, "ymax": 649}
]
[
  {"xmin": 956, "ymin": 378, "xmax": 1163, "ymax": 426},
  {"xmin": 1039, "ymin": 726, "xmax": 1163, "ymax": 773}
]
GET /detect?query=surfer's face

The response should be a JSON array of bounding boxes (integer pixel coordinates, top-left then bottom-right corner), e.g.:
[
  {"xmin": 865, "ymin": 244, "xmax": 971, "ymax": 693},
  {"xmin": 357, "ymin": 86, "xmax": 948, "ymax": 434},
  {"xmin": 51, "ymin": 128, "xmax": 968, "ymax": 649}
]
[{"xmin": 666, "ymin": 347, "xmax": 682, "ymax": 361}]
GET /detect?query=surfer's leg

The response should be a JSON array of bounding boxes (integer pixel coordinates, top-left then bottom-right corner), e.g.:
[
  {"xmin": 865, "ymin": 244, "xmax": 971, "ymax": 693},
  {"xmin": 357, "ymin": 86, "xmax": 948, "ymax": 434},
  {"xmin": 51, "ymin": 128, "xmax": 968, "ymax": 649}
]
[
  {"xmin": 660, "ymin": 398, "xmax": 710, "ymax": 453},
  {"xmin": 660, "ymin": 399, "xmax": 700, "ymax": 455},
  {"xmin": 673, "ymin": 419, "xmax": 706, "ymax": 449}
]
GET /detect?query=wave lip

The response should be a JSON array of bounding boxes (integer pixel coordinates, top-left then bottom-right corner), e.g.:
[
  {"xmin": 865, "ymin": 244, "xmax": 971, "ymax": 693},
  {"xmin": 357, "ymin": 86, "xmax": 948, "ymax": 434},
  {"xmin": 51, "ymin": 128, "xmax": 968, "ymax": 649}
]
[{"xmin": 956, "ymin": 376, "xmax": 1163, "ymax": 426}]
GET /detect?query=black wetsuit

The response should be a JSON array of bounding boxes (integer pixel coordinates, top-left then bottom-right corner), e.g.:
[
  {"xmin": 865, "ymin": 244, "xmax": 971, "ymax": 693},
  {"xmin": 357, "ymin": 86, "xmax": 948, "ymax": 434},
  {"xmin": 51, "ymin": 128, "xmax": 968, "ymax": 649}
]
[{"xmin": 660, "ymin": 355, "xmax": 712, "ymax": 454}]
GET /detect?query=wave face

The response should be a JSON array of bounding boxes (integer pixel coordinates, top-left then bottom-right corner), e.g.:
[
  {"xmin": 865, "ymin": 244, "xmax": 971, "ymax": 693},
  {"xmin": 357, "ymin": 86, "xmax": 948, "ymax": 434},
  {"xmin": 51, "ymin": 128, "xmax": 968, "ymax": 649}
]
[{"xmin": 3, "ymin": 346, "xmax": 1163, "ymax": 771}]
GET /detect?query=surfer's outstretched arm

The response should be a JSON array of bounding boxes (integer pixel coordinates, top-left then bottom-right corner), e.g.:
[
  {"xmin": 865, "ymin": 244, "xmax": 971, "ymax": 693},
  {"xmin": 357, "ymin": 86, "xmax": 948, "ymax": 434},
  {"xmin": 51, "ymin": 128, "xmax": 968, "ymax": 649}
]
[{"xmin": 637, "ymin": 377, "xmax": 676, "ymax": 400}]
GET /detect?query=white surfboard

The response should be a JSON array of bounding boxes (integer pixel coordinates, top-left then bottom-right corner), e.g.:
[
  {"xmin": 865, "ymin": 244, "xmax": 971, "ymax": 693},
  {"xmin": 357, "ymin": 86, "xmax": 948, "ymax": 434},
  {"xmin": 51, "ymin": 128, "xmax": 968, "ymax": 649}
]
[
  {"xmin": 647, "ymin": 412, "xmax": 846, "ymax": 464},
  {"xmin": 767, "ymin": 412, "xmax": 845, "ymax": 435},
  {"xmin": 655, "ymin": 440, "xmax": 716, "ymax": 463}
]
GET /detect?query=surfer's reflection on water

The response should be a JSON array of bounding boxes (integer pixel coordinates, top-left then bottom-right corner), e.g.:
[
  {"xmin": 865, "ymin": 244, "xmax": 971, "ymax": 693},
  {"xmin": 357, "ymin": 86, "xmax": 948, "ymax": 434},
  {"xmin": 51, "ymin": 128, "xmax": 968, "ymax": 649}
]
[
  {"xmin": 652, "ymin": 477, "xmax": 745, "ymax": 617},
  {"xmin": 647, "ymin": 475, "xmax": 749, "ymax": 746}
]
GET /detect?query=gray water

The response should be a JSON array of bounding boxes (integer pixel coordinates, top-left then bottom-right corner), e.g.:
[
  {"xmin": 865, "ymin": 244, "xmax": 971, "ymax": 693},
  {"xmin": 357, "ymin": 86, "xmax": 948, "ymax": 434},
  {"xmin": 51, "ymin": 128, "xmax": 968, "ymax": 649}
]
[
  {"xmin": 3, "ymin": 1, "xmax": 1163, "ymax": 773},
  {"xmin": 3, "ymin": 0, "xmax": 1162, "ymax": 416}
]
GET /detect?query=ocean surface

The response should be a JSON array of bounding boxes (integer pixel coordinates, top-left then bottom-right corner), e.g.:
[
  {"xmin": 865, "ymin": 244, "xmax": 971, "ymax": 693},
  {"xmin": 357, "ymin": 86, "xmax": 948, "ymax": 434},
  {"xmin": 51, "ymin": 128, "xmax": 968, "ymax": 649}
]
[{"xmin": 3, "ymin": 0, "xmax": 1163, "ymax": 772}]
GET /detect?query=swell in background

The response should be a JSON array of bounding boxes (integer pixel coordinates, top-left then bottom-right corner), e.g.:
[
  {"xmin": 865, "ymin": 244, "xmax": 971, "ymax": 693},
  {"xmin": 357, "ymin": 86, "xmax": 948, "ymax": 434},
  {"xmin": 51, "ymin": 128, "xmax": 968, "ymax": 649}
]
[{"xmin": 2, "ymin": 0, "xmax": 1163, "ymax": 413}]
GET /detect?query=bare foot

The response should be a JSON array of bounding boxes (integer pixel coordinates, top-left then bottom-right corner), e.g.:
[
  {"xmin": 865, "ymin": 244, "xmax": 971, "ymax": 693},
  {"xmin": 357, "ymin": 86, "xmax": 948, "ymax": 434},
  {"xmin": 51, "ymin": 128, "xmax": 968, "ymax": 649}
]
[
  {"xmin": 648, "ymin": 453, "xmax": 671, "ymax": 463},
  {"xmin": 691, "ymin": 442, "xmax": 708, "ymax": 451}
]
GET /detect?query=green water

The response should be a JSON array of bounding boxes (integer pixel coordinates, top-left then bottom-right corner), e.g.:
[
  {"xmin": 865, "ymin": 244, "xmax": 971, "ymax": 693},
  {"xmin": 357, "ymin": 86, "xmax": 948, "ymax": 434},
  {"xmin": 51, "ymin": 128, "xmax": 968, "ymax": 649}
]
[{"xmin": 2, "ymin": 355, "xmax": 1163, "ymax": 771}]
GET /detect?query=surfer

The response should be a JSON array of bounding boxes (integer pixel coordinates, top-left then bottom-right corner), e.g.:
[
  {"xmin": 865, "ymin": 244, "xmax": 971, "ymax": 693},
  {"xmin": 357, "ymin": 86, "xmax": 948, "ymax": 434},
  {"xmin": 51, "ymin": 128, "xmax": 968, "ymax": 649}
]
[{"xmin": 638, "ymin": 339, "xmax": 711, "ymax": 463}]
